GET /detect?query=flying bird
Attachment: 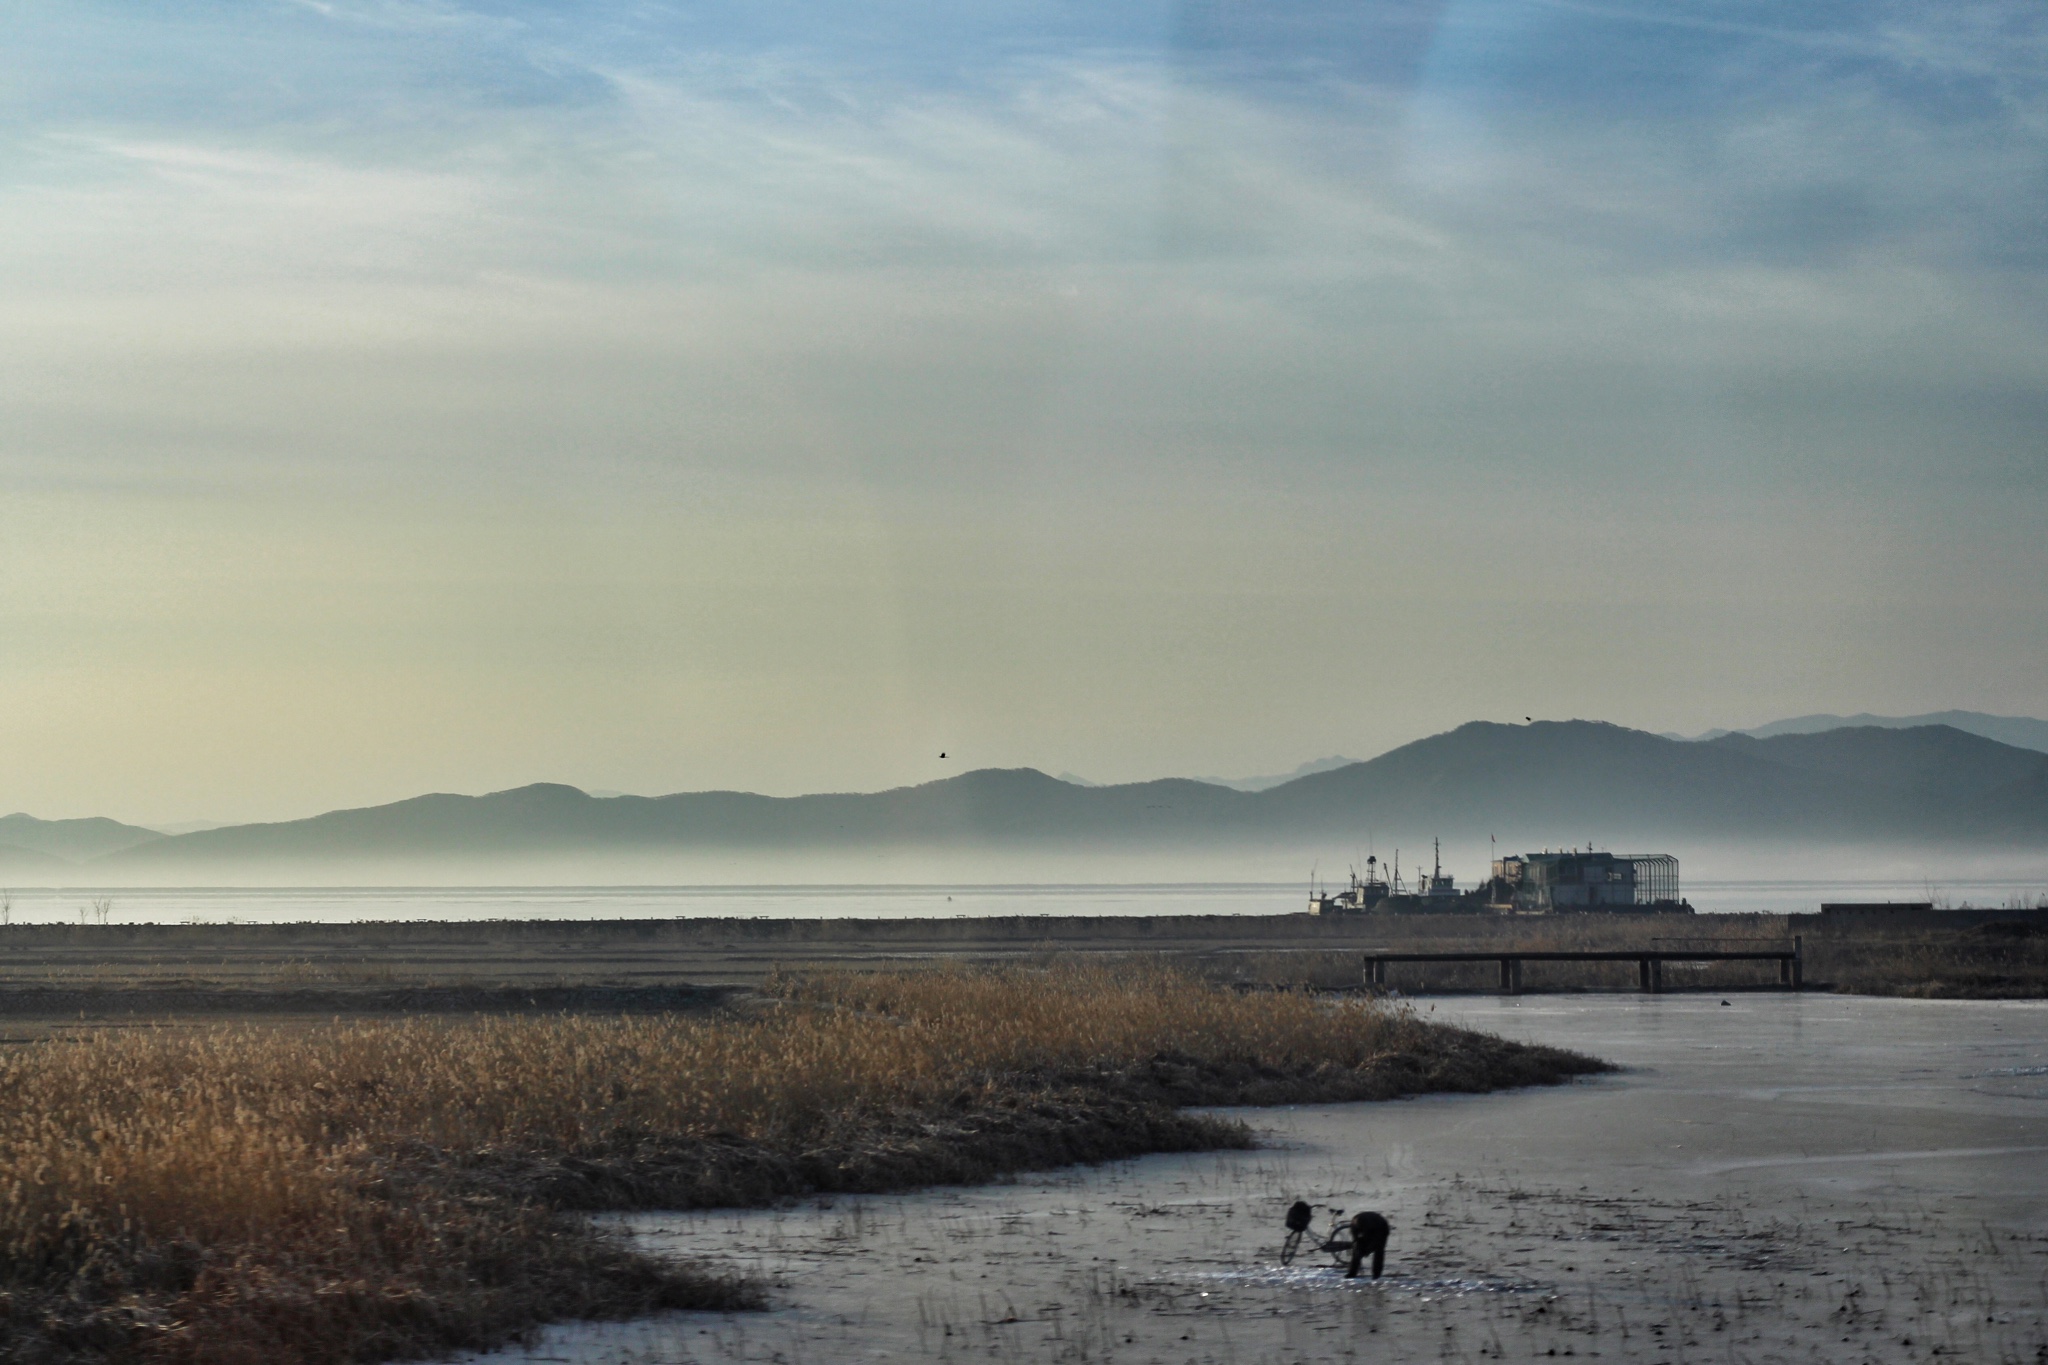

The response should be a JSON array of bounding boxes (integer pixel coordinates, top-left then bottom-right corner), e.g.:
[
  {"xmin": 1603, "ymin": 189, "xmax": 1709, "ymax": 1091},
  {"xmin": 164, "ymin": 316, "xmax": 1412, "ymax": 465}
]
[{"xmin": 939, "ymin": 752, "xmax": 947, "ymax": 758}]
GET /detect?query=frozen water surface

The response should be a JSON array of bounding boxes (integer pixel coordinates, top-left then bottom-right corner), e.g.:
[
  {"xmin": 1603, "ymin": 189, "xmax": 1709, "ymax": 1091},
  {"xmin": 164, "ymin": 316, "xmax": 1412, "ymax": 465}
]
[{"xmin": 459, "ymin": 995, "xmax": 2048, "ymax": 1363}]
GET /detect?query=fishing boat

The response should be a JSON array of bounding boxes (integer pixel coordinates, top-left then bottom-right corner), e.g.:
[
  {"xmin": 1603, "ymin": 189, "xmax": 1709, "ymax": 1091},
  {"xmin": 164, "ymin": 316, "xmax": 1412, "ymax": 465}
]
[{"xmin": 1309, "ymin": 855, "xmax": 1391, "ymax": 914}]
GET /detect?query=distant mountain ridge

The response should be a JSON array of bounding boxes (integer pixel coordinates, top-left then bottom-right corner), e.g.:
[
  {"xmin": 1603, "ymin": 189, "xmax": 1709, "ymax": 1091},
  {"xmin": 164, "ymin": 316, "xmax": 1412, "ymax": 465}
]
[
  {"xmin": 0, "ymin": 813, "xmax": 164, "ymax": 864},
  {"xmin": 1057, "ymin": 755, "xmax": 1360, "ymax": 792},
  {"xmin": 1191, "ymin": 755, "xmax": 1362, "ymax": 793},
  {"xmin": 1678, "ymin": 710, "xmax": 2048, "ymax": 754},
  {"xmin": 1254, "ymin": 722, "xmax": 2048, "ymax": 843},
  {"xmin": 88, "ymin": 720, "xmax": 2048, "ymax": 869}
]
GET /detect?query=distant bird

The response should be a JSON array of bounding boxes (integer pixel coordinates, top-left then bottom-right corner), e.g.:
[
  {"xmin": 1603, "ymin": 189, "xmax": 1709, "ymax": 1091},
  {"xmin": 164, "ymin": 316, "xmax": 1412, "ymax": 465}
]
[
  {"xmin": 940, "ymin": 752, "xmax": 947, "ymax": 758},
  {"xmin": 1720, "ymin": 999, "xmax": 1731, "ymax": 1006},
  {"xmin": 1525, "ymin": 716, "xmax": 1532, "ymax": 722}
]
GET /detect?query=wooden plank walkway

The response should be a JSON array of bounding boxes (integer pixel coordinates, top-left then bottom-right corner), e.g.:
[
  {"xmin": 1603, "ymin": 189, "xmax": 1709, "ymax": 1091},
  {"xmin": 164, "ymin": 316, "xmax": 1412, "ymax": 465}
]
[{"xmin": 1363, "ymin": 940, "xmax": 1803, "ymax": 994}]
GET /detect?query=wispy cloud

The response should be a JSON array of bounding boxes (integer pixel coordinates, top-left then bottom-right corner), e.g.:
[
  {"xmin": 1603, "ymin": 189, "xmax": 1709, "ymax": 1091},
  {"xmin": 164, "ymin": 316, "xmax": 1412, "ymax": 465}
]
[
  {"xmin": 2, "ymin": 33, "xmax": 2041, "ymax": 508},
  {"xmin": 280, "ymin": 0, "xmax": 484, "ymax": 29},
  {"xmin": 0, "ymin": 0, "xmax": 2043, "ymax": 815}
]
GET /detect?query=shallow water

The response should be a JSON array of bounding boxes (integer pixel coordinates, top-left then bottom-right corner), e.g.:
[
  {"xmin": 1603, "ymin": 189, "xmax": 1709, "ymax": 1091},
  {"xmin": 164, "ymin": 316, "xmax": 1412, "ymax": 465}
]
[
  {"xmin": 3, "ymin": 873, "xmax": 2044, "ymax": 923},
  {"xmin": 458, "ymin": 994, "xmax": 2048, "ymax": 1364}
]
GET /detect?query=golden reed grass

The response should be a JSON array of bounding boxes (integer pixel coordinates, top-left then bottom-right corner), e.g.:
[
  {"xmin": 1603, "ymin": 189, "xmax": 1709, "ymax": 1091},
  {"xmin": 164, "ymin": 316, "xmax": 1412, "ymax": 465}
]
[{"xmin": 0, "ymin": 963, "xmax": 1565, "ymax": 1363}]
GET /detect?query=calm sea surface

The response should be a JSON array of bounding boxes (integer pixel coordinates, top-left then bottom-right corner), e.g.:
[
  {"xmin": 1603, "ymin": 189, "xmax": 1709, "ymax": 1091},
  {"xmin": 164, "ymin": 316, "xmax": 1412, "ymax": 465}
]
[{"xmin": 1, "ymin": 875, "xmax": 2043, "ymax": 924}]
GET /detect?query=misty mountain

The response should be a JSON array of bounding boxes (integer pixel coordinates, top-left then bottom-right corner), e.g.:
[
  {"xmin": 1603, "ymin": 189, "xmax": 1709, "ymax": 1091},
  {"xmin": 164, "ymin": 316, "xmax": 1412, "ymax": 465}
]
[
  {"xmin": 99, "ymin": 721, "xmax": 2048, "ymax": 867},
  {"xmin": 1191, "ymin": 755, "xmax": 1363, "ymax": 793},
  {"xmin": 1259, "ymin": 722, "xmax": 2048, "ymax": 842},
  {"xmin": 1056, "ymin": 755, "xmax": 1361, "ymax": 792},
  {"xmin": 0, "ymin": 845, "xmax": 71, "ymax": 876},
  {"xmin": 0, "ymin": 813, "xmax": 164, "ymax": 863},
  {"xmin": 1682, "ymin": 710, "xmax": 2048, "ymax": 754},
  {"xmin": 107, "ymin": 771, "xmax": 1260, "ymax": 865}
]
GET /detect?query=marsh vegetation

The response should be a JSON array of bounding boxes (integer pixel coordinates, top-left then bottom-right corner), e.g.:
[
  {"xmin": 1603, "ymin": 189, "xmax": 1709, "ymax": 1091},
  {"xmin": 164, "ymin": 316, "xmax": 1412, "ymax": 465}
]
[
  {"xmin": 0, "ymin": 963, "xmax": 1598, "ymax": 1363},
  {"xmin": 0, "ymin": 909, "xmax": 2040, "ymax": 1026},
  {"xmin": 478, "ymin": 992, "xmax": 2048, "ymax": 1365},
  {"xmin": 1203, "ymin": 912, "xmax": 2048, "ymax": 998}
]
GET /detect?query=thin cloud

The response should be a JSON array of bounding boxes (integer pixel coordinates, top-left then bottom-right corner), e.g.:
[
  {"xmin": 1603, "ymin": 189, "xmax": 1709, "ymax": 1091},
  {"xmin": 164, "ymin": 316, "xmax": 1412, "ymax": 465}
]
[{"xmin": 0, "ymin": 0, "xmax": 2041, "ymax": 818}]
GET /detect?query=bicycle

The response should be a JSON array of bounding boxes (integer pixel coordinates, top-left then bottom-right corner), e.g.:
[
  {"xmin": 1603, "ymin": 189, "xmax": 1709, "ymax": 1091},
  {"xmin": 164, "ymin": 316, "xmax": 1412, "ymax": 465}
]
[{"xmin": 1278, "ymin": 1202, "xmax": 1355, "ymax": 1268}]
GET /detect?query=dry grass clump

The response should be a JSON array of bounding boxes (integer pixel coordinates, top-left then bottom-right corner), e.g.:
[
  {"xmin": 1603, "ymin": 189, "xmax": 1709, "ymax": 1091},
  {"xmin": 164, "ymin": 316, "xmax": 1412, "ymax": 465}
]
[
  {"xmin": 0, "ymin": 1022, "xmax": 754, "ymax": 1365},
  {"xmin": 1814, "ymin": 923, "xmax": 2048, "ymax": 997},
  {"xmin": 770, "ymin": 959, "xmax": 1418, "ymax": 1073},
  {"xmin": 1195, "ymin": 914, "xmax": 1796, "ymax": 993},
  {"xmin": 1201, "ymin": 913, "xmax": 2048, "ymax": 997},
  {"xmin": 0, "ymin": 962, "xmax": 1601, "ymax": 1363}
]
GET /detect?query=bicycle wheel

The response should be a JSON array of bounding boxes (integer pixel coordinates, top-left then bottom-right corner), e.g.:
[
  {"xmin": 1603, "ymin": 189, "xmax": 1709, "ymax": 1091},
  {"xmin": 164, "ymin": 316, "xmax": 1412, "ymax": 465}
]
[{"xmin": 1279, "ymin": 1228, "xmax": 1304, "ymax": 1265}]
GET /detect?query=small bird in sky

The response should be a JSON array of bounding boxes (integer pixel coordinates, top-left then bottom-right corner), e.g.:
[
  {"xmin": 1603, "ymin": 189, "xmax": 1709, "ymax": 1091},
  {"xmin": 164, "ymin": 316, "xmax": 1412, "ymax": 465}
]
[
  {"xmin": 1525, "ymin": 716, "xmax": 1532, "ymax": 722},
  {"xmin": 939, "ymin": 752, "xmax": 947, "ymax": 758}
]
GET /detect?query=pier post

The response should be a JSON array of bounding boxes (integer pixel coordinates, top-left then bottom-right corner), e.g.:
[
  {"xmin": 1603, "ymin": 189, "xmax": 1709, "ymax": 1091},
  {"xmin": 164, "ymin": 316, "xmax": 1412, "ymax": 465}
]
[
  {"xmin": 1499, "ymin": 957, "xmax": 1513, "ymax": 993},
  {"xmin": 1638, "ymin": 958, "xmax": 1651, "ymax": 992},
  {"xmin": 1792, "ymin": 936, "xmax": 1803, "ymax": 991},
  {"xmin": 1649, "ymin": 958, "xmax": 1663, "ymax": 994},
  {"xmin": 1509, "ymin": 958, "xmax": 1523, "ymax": 994}
]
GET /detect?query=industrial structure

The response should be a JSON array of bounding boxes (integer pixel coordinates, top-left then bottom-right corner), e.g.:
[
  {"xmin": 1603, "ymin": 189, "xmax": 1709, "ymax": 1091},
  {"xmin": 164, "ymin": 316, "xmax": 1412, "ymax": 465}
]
[
  {"xmin": 1311, "ymin": 843, "xmax": 1686, "ymax": 915},
  {"xmin": 1488, "ymin": 849, "xmax": 1683, "ymax": 913},
  {"xmin": 1308, "ymin": 859, "xmax": 1390, "ymax": 914},
  {"xmin": 1420, "ymin": 838, "xmax": 1459, "ymax": 901},
  {"xmin": 1308, "ymin": 844, "xmax": 1461, "ymax": 914}
]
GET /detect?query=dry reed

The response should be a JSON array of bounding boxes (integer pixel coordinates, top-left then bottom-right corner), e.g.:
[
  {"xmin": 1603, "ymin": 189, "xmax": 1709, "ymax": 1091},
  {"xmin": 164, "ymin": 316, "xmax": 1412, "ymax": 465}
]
[
  {"xmin": 1198, "ymin": 912, "xmax": 2048, "ymax": 997},
  {"xmin": 0, "ymin": 962, "xmax": 1599, "ymax": 1363}
]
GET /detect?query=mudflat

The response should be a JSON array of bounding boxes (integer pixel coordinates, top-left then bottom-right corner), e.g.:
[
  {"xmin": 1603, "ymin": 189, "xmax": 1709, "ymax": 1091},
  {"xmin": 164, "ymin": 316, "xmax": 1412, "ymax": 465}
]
[{"xmin": 460, "ymin": 993, "xmax": 2048, "ymax": 1365}]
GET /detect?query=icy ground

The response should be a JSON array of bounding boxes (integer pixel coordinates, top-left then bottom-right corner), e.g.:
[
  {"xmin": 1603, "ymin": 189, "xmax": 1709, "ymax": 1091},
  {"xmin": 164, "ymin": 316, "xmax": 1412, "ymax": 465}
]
[{"xmin": 458, "ymin": 994, "xmax": 2048, "ymax": 1364}]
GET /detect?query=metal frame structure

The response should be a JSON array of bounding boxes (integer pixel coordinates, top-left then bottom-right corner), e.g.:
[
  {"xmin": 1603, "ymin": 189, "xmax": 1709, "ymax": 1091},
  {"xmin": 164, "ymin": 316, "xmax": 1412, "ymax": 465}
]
[
  {"xmin": 1491, "ymin": 849, "xmax": 1682, "ymax": 911},
  {"xmin": 1621, "ymin": 853, "xmax": 1680, "ymax": 906}
]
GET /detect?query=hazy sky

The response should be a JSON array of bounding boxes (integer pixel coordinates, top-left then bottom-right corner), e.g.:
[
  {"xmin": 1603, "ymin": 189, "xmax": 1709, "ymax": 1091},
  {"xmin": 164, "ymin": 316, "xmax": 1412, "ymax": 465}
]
[{"xmin": 4, "ymin": 0, "xmax": 2045, "ymax": 825}]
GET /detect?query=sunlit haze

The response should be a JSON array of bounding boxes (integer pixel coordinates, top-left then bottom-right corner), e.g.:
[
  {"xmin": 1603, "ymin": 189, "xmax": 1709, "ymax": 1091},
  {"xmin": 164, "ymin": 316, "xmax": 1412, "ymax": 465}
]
[{"xmin": 5, "ymin": 1, "xmax": 2044, "ymax": 826}]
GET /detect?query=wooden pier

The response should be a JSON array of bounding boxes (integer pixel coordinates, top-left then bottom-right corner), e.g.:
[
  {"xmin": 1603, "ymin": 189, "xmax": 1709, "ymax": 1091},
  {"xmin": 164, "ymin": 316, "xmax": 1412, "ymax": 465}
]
[{"xmin": 1363, "ymin": 937, "xmax": 1802, "ymax": 994}]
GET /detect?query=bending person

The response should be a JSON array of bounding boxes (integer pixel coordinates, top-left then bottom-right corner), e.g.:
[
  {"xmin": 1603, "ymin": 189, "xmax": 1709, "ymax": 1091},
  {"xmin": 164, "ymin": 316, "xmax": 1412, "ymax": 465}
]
[{"xmin": 1344, "ymin": 1211, "xmax": 1390, "ymax": 1279}]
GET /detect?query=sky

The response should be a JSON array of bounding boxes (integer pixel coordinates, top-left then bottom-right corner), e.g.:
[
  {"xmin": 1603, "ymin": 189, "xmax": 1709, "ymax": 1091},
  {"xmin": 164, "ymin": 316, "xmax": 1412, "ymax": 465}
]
[{"xmin": 3, "ymin": 0, "xmax": 2045, "ymax": 826}]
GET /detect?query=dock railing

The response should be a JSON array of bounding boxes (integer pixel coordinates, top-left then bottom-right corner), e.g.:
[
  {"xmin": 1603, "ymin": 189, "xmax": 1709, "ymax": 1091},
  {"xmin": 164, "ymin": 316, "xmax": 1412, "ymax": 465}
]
[{"xmin": 1363, "ymin": 936, "xmax": 1802, "ymax": 995}]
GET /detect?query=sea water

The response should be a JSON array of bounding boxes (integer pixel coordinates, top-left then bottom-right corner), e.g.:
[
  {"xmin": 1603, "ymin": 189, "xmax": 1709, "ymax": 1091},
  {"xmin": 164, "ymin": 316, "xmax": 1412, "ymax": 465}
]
[{"xmin": 0, "ymin": 873, "xmax": 2043, "ymax": 924}]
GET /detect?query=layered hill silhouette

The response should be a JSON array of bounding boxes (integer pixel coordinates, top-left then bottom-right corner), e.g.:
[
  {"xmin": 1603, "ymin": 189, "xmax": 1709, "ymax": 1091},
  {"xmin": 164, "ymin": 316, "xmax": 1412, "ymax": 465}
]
[
  {"xmin": 1685, "ymin": 709, "xmax": 2048, "ymax": 753},
  {"xmin": 0, "ymin": 813, "xmax": 164, "ymax": 864},
  {"xmin": 96, "ymin": 721, "xmax": 2048, "ymax": 869}
]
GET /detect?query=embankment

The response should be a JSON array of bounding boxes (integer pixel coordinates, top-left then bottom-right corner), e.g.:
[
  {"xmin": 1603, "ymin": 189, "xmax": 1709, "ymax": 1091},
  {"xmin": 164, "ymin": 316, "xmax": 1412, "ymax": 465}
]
[{"xmin": 6, "ymin": 909, "xmax": 2041, "ymax": 1005}]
